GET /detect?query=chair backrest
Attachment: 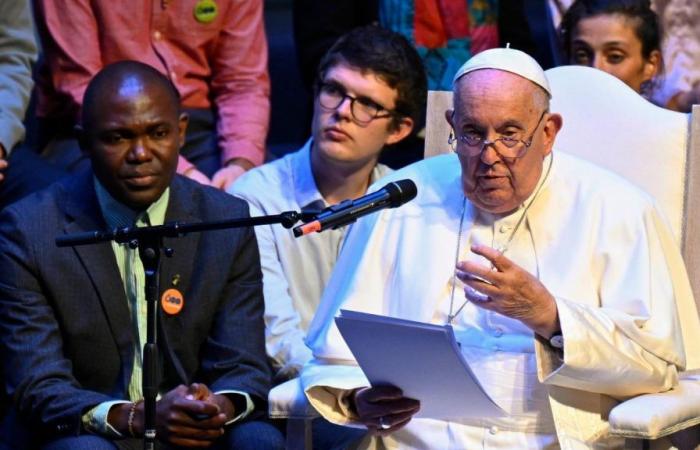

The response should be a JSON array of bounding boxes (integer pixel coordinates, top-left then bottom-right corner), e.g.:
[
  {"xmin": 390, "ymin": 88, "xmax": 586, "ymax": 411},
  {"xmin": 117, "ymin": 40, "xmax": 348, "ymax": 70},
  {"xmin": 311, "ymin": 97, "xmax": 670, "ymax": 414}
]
[
  {"xmin": 685, "ymin": 103, "xmax": 700, "ymax": 314},
  {"xmin": 423, "ymin": 65, "xmax": 700, "ymax": 315}
]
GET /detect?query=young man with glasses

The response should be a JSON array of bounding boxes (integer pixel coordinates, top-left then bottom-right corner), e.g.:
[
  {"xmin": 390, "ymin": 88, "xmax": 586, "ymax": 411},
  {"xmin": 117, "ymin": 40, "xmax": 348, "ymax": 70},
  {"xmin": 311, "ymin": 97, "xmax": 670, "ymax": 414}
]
[
  {"xmin": 300, "ymin": 48, "xmax": 697, "ymax": 449},
  {"xmin": 230, "ymin": 25, "xmax": 425, "ymax": 381},
  {"xmin": 229, "ymin": 25, "xmax": 425, "ymax": 448}
]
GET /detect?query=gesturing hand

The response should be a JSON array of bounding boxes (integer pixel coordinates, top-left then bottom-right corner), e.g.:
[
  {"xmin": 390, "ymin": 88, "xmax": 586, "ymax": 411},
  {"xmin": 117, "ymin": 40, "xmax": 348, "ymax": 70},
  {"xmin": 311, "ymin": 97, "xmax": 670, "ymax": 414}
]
[
  {"xmin": 455, "ymin": 244, "xmax": 560, "ymax": 338},
  {"xmin": 351, "ymin": 385, "xmax": 420, "ymax": 436}
]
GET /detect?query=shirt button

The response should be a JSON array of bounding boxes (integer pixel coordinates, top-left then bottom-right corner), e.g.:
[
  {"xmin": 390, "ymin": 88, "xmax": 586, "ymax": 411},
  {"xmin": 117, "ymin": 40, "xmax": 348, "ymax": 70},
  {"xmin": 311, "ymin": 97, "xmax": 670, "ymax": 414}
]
[
  {"xmin": 153, "ymin": 30, "xmax": 162, "ymax": 40},
  {"xmin": 492, "ymin": 344, "xmax": 501, "ymax": 352},
  {"xmin": 499, "ymin": 224, "xmax": 511, "ymax": 233},
  {"xmin": 489, "ymin": 425, "xmax": 499, "ymax": 435},
  {"xmin": 170, "ymin": 71, "xmax": 177, "ymax": 80},
  {"xmin": 493, "ymin": 327, "xmax": 503, "ymax": 337}
]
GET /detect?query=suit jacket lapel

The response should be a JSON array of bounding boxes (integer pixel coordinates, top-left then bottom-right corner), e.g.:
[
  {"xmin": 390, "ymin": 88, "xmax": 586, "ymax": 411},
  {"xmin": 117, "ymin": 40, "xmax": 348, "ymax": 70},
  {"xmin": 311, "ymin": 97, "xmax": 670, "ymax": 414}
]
[
  {"xmin": 160, "ymin": 177, "xmax": 200, "ymax": 303},
  {"xmin": 60, "ymin": 172, "xmax": 134, "ymax": 386},
  {"xmin": 158, "ymin": 177, "xmax": 201, "ymax": 380}
]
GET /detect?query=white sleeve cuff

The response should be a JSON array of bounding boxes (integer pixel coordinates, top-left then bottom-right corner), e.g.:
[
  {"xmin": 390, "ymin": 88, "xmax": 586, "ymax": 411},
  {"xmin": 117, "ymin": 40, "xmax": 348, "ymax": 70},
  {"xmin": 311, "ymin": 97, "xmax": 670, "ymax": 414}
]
[
  {"xmin": 214, "ymin": 390, "xmax": 255, "ymax": 425},
  {"xmin": 81, "ymin": 400, "xmax": 130, "ymax": 438}
]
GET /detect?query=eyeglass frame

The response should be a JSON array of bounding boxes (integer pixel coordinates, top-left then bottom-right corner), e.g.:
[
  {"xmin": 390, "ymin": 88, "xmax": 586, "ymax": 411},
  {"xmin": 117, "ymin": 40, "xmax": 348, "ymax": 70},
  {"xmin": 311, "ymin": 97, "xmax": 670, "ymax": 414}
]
[
  {"xmin": 449, "ymin": 109, "xmax": 549, "ymax": 159},
  {"xmin": 315, "ymin": 81, "xmax": 402, "ymax": 125}
]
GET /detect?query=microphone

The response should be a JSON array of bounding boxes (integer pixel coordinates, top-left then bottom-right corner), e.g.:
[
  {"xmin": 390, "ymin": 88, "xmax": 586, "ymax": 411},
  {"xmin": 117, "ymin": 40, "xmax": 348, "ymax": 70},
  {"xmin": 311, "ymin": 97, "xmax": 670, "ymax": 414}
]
[{"xmin": 293, "ymin": 179, "xmax": 417, "ymax": 237}]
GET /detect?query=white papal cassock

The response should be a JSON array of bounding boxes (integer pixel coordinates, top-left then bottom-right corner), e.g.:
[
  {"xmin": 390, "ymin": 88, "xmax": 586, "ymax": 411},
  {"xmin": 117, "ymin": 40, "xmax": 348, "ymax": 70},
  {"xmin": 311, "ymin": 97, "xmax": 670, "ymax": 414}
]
[{"xmin": 301, "ymin": 151, "xmax": 700, "ymax": 449}]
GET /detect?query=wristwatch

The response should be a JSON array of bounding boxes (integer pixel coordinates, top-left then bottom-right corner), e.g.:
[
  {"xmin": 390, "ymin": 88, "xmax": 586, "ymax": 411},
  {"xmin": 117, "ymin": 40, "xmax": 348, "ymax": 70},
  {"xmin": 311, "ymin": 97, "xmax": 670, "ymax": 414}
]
[{"xmin": 549, "ymin": 332, "xmax": 564, "ymax": 349}]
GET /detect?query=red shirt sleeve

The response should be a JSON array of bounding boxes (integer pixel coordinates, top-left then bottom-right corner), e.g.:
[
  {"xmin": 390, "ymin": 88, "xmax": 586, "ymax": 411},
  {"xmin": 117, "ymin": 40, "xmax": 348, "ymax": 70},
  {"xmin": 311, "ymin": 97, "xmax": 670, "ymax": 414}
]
[{"xmin": 209, "ymin": 0, "xmax": 270, "ymax": 167}]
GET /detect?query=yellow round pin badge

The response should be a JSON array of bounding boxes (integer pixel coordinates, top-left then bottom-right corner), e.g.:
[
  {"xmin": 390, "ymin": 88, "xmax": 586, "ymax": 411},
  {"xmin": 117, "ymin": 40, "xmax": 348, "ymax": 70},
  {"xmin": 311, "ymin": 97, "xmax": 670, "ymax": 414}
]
[
  {"xmin": 194, "ymin": 0, "xmax": 218, "ymax": 23},
  {"xmin": 161, "ymin": 288, "xmax": 184, "ymax": 315}
]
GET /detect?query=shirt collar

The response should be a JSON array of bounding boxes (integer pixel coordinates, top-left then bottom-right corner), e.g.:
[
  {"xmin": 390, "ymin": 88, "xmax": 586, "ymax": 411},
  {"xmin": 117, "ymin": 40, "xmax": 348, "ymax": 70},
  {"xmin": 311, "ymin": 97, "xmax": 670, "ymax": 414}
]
[
  {"xmin": 94, "ymin": 177, "xmax": 170, "ymax": 228},
  {"xmin": 292, "ymin": 138, "xmax": 325, "ymax": 210},
  {"xmin": 293, "ymin": 138, "xmax": 389, "ymax": 211}
]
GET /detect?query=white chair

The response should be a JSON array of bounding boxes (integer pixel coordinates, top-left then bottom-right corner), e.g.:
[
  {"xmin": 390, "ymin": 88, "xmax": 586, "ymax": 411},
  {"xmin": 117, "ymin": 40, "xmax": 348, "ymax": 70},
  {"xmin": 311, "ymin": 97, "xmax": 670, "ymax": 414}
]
[
  {"xmin": 268, "ymin": 377, "xmax": 318, "ymax": 450},
  {"xmin": 424, "ymin": 65, "xmax": 700, "ymax": 448}
]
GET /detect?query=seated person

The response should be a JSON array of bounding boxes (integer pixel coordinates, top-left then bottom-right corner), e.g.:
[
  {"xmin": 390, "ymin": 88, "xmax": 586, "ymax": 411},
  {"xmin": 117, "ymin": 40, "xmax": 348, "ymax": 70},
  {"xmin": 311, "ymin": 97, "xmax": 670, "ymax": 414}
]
[
  {"xmin": 31, "ymin": 0, "xmax": 270, "ymax": 189},
  {"xmin": 0, "ymin": 0, "xmax": 33, "ymax": 185},
  {"xmin": 0, "ymin": 0, "xmax": 66, "ymax": 209},
  {"xmin": 301, "ymin": 47, "xmax": 695, "ymax": 448},
  {"xmin": 0, "ymin": 0, "xmax": 36, "ymax": 419},
  {"xmin": 0, "ymin": 61, "xmax": 283, "ymax": 450},
  {"xmin": 651, "ymin": 0, "xmax": 700, "ymax": 112},
  {"xmin": 229, "ymin": 25, "xmax": 426, "ymax": 380},
  {"xmin": 559, "ymin": 0, "xmax": 662, "ymax": 100}
]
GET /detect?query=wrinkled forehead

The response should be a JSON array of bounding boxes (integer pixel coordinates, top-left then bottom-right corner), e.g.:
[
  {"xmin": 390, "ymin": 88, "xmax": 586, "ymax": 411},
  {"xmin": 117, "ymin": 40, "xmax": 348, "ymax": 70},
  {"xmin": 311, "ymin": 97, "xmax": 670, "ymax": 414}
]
[{"xmin": 452, "ymin": 69, "xmax": 548, "ymax": 114}]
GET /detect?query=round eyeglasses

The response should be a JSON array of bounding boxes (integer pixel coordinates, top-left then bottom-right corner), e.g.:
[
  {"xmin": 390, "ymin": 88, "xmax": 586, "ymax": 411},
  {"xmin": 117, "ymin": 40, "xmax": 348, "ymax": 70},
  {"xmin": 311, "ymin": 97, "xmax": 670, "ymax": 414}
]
[
  {"xmin": 317, "ymin": 82, "xmax": 397, "ymax": 125},
  {"xmin": 449, "ymin": 110, "xmax": 548, "ymax": 159}
]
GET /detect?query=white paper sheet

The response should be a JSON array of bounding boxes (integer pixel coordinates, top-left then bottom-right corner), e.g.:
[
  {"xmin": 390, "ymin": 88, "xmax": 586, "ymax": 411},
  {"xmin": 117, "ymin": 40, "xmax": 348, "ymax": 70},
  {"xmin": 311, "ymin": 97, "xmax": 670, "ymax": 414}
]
[{"xmin": 335, "ymin": 309, "xmax": 505, "ymax": 420}]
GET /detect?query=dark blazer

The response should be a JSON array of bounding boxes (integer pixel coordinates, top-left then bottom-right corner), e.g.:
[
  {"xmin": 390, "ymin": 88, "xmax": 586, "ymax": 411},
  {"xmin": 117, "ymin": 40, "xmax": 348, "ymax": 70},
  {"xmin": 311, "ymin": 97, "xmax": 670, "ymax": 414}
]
[{"xmin": 0, "ymin": 170, "xmax": 271, "ymax": 439}]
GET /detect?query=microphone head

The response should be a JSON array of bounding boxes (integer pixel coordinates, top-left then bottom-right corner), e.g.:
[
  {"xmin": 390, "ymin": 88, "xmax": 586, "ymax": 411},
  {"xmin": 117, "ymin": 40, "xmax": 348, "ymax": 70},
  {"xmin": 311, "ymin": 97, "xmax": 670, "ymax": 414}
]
[{"xmin": 384, "ymin": 179, "xmax": 417, "ymax": 207}]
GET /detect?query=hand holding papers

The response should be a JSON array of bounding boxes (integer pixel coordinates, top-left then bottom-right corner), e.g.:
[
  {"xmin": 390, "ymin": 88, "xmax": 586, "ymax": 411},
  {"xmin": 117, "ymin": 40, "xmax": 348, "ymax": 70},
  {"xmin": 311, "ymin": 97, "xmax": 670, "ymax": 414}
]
[
  {"xmin": 335, "ymin": 310, "xmax": 505, "ymax": 420},
  {"xmin": 352, "ymin": 385, "xmax": 420, "ymax": 435}
]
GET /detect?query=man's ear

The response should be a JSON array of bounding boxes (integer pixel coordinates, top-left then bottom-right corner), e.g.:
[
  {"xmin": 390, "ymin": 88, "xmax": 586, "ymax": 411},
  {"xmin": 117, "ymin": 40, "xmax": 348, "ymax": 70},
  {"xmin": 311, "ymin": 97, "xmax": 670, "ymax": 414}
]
[
  {"xmin": 385, "ymin": 116, "xmax": 415, "ymax": 146},
  {"xmin": 178, "ymin": 112, "xmax": 189, "ymax": 148},
  {"xmin": 541, "ymin": 113, "xmax": 563, "ymax": 156},
  {"xmin": 445, "ymin": 109, "xmax": 455, "ymax": 128}
]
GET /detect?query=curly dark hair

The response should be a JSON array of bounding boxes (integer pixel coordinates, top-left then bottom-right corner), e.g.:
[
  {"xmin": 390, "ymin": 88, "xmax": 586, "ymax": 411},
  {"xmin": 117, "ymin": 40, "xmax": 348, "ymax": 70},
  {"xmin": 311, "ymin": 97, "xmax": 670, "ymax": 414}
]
[
  {"xmin": 315, "ymin": 25, "xmax": 427, "ymax": 131},
  {"xmin": 559, "ymin": 0, "xmax": 661, "ymax": 63}
]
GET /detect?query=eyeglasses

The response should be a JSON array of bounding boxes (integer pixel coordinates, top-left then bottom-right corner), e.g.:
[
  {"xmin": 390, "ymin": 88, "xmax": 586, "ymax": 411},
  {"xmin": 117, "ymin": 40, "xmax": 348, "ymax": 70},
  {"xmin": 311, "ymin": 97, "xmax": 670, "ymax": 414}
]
[
  {"xmin": 449, "ymin": 110, "xmax": 548, "ymax": 159},
  {"xmin": 317, "ymin": 82, "xmax": 397, "ymax": 125}
]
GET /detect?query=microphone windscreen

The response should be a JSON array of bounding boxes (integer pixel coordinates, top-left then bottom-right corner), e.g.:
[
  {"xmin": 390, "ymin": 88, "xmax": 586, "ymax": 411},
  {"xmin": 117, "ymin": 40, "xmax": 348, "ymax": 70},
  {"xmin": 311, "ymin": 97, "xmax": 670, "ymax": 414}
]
[{"xmin": 385, "ymin": 179, "xmax": 417, "ymax": 207}]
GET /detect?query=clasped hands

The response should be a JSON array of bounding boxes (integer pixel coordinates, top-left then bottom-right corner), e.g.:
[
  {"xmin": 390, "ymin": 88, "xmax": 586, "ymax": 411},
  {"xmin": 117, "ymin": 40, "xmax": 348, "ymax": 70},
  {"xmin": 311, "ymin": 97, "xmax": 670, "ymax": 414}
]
[
  {"xmin": 109, "ymin": 383, "xmax": 234, "ymax": 448},
  {"xmin": 183, "ymin": 158, "xmax": 253, "ymax": 190}
]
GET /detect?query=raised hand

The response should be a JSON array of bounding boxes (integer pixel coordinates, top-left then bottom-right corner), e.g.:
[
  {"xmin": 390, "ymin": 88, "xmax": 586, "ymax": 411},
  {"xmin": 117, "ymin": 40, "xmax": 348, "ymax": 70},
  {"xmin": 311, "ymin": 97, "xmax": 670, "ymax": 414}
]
[{"xmin": 455, "ymin": 244, "xmax": 560, "ymax": 338}]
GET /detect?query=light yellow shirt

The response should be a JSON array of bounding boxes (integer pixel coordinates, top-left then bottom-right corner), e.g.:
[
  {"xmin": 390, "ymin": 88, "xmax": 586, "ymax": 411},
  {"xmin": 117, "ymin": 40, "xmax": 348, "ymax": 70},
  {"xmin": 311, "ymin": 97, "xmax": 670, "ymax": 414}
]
[{"xmin": 82, "ymin": 179, "xmax": 252, "ymax": 437}]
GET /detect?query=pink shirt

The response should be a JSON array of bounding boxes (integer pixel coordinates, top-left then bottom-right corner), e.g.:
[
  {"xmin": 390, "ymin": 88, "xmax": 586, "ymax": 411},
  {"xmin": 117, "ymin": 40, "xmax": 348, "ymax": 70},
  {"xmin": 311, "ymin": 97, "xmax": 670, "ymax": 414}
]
[{"xmin": 33, "ymin": 0, "xmax": 270, "ymax": 172}]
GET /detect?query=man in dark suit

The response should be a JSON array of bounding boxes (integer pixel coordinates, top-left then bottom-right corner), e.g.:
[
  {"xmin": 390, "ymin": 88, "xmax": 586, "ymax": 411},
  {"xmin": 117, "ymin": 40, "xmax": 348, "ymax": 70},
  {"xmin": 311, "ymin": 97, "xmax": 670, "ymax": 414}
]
[{"xmin": 0, "ymin": 61, "xmax": 284, "ymax": 449}]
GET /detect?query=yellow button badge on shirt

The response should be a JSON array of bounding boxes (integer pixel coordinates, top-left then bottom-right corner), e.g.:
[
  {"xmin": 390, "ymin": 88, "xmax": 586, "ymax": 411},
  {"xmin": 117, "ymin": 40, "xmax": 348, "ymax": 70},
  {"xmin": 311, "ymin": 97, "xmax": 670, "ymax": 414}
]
[{"xmin": 194, "ymin": 0, "xmax": 218, "ymax": 23}]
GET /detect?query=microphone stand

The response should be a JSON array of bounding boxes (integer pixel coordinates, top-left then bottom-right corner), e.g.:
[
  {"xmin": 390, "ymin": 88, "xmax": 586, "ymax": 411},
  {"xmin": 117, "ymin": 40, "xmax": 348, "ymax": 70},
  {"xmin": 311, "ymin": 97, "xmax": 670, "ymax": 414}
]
[{"xmin": 56, "ymin": 211, "xmax": 303, "ymax": 450}]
